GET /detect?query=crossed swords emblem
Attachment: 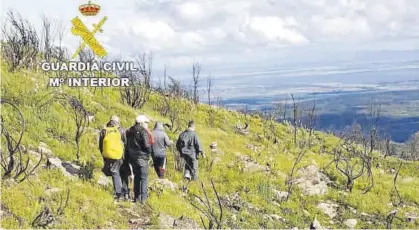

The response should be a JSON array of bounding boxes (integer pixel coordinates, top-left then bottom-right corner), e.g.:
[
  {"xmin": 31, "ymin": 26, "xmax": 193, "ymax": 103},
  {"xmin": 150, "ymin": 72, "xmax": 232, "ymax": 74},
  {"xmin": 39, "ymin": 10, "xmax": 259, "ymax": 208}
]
[{"xmin": 71, "ymin": 16, "xmax": 108, "ymax": 59}]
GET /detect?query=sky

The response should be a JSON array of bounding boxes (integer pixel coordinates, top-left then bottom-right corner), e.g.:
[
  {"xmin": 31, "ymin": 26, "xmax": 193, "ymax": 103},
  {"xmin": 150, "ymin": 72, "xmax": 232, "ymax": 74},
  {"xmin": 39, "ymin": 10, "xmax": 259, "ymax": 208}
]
[{"xmin": 1, "ymin": 0, "xmax": 419, "ymax": 82}]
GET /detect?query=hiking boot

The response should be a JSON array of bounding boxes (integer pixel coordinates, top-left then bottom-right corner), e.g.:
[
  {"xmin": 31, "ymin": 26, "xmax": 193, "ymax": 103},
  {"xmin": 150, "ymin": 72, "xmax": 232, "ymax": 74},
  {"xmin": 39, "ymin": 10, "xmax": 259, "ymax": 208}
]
[
  {"xmin": 115, "ymin": 193, "xmax": 123, "ymax": 199},
  {"xmin": 123, "ymin": 193, "xmax": 130, "ymax": 201}
]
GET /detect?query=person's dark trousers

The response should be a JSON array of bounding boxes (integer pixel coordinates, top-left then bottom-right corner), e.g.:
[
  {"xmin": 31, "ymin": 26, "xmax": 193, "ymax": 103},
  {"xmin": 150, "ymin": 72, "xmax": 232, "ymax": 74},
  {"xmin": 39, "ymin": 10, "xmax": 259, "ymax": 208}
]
[
  {"xmin": 120, "ymin": 157, "xmax": 132, "ymax": 199},
  {"xmin": 152, "ymin": 156, "xmax": 166, "ymax": 178},
  {"xmin": 104, "ymin": 158, "xmax": 123, "ymax": 198},
  {"xmin": 183, "ymin": 154, "xmax": 198, "ymax": 181},
  {"xmin": 131, "ymin": 157, "xmax": 149, "ymax": 203}
]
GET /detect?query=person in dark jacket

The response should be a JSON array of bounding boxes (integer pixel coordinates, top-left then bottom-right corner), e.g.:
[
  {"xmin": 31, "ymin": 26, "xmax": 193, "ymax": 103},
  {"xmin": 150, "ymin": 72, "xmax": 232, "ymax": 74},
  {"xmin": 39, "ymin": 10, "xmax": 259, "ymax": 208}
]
[
  {"xmin": 125, "ymin": 115, "xmax": 152, "ymax": 204},
  {"xmin": 120, "ymin": 150, "xmax": 132, "ymax": 201},
  {"xmin": 152, "ymin": 122, "xmax": 172, "ymax": 178},
  {"xmin": 99, "ymin": 115, "xmax": 126, "ymax": 201},
  {"xmin": 176, "ymin": 120, "xmax": 204, "ymax": 181}
]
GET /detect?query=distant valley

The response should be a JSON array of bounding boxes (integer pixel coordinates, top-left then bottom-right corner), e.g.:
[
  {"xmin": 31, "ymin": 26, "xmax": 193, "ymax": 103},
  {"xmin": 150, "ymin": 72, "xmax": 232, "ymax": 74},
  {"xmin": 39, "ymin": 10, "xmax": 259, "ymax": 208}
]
[{"xmin": 211, "ymin": 60, "xmax": 419, "ymax": 143}]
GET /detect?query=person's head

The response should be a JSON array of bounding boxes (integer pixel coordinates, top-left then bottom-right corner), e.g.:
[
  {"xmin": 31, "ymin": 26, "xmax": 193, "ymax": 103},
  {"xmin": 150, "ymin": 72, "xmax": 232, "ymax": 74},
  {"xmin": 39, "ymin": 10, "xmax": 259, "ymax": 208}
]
[
  {"xmin": 135, "ymin": 115, "xmax": 150, "ymax": 129},
  {"xmin": 154, "ymin": 122, "xmax": 164, "ymax": 130},
  {"xmin": 188, "ymin": 120, "xmax": 195, "ymax": 131},
  {"xmin": 108, "ymin": 115, "xmax": 120, "ymax": 126}
]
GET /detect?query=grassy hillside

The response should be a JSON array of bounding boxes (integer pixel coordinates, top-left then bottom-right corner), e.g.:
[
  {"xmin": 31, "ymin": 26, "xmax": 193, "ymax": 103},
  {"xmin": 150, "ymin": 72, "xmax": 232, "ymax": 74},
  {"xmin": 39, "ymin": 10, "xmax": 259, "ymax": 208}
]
[{"xmin": 1, "ymin": 63, "xmax": 418, "ymax": 229}]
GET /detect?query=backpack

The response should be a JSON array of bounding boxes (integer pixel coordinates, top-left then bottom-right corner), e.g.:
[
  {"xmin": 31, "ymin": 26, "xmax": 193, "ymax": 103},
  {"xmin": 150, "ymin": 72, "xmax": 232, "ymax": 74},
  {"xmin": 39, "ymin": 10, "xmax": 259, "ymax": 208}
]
[
  {"xmin": 177, "ymin": 131, "xmax": 193, "ymax": 154},
  {"xmin": 102, "ymin": 126, "xmax": 124, "ymax": 160},
  {"xmin": 147, "ymin": 129, "xmax": 155, "ymax": 145}
]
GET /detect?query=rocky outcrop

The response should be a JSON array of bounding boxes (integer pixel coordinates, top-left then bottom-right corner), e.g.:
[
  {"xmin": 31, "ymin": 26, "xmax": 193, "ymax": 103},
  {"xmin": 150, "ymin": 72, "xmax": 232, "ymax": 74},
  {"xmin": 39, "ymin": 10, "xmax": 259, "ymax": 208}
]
[
  {"xmin": 38, "ymin": 142, "xmax": 53, "ymax": 156},
  {"xmin": 97, "ymin": 175, "xmax": 112, "ymax": 187},
  {"xmin": 222, "ymin": 192, "xmax": 259, "ymax": 213},
  {"xmin": 236, "ymin": 152, "xmax": 269, "ymax": 173},
  {"xmin": 343, "ymin": 219, "xmax": 358, "ymax": 229},
  {"xmin": 45, "ymin": 187, "xmax": 62, "ymax": 196},
  {"xmin": 210, "ymin": 142, "xmax": 218, "ymax": 153},
  {"xmin": 405, "ymin": 212, "xmax": 419, "ymax": 223},
  {"xmin": 272, "ymin": 189, "xmax": 289, "ymax": 202},
  {"xmin": 263, "ymin": 214, "xmax": 286, "ymax": 222},
  {"xmin": 310, "ymin": 217, "xmax": 323, "ymax": 229},
  {"xmin": 317, "ymin": 201, "xmax": 339, "ymax": 219},
  {"xmin": 46, "ymin": 157, "xmax": 80, "ymax": 178},
  {"xmin": 150, "ymin": 178, "xmax": 179, "ymax": 192},
  {"xmin": 158, "ymin": 213, "xmax": 200, "ymax": 229},
  {"xmin": 28, "ymin": 142, "xmax": 80, "ymax": 178},
  {"xmin": 296, "ymin": 165, "xmax": 331, "ymax": 196}
]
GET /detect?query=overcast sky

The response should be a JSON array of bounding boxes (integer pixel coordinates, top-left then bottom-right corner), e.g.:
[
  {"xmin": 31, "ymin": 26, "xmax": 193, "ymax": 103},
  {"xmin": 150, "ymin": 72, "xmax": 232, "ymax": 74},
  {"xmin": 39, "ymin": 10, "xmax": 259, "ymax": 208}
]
[{"xmin": 2, "ymin": 0, "xmax": 419, "ymax": 80}]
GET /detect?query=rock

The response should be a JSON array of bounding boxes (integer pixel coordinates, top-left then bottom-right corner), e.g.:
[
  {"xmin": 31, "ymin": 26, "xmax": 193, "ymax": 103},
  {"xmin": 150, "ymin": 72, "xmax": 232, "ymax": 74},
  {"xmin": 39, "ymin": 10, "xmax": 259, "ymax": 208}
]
[
  {"xmin": 129, "ymin": 217, "xmax": 150, "ymax": 225},
  {"xmin": 97, "ymin": 175, "xmax": 112, "ymax": 187},
  {"xmin": 348, "ymin": 206, "xmax": 357, "ymax": 214},
  {"xmin": 310, "ymin": 217, "xmax": 322, "ymax": 229},
  {"xmin": 317, "ymin": 202, "xmax": 339, "ymax": 219},
  {"xmin": 88, "ymin": 115, "xmax": 95, "ymax": 122},
  {"xmin": 46, "ymin": 157, "xmax": 80, "ymax": 178},
  {"xmin": 105, "ymin": 221, "xmax": 113, "ymax": 227},
  {"xmin": 159, "ymin": 213, "xmax": 175, "ymax": 229},
  {"xmin": 236, "ymin": 152, "xmax": 269, "ymax": 173},
  {"xmin": 45, "ymin": 187, "xmax": 62, "ymax": 195},
  {"xmin": 237, "ymin": 154, "xmax": 251, "ymax": 162},
  {"xmin": 231, "ymin": 214, "xmax": 237, "ymax": 222},
  {"xmin": 273, "ymin": 190, "xmax": 289, "ymax": 202},
  {"xmin": 173, "ymin": 215, "xmax": 200, "ymax": 229},
  {"xmin": 121, "ymin": 208, "xmax": 141, "ymax": 219},
  {"xmin": 270, "ymin": 214, "xmax": 283, "ymax": 221},
  {"xmin": 243, "ymin": 161, "xmax": 269, "ymax": 173},
  {"xmin": 296, "ymin": 165, "xmax": 331, "ymax": 196},
  {"xmin": 245, "ymin": 143, "xmax": 259, "ymax": 152},
  {"xmin": 212, "ymin": 157, "xmax": 222, "ymax": 165},
  {"xmin": 405, "ymin": 213, "xmax": 419, "ymax": 222},
  {"xmin": 401, "ymin": 177, "xmax": 414, "ymax": 183},
  {"xmin": 235, "ymin": 124, "xmax": 249, "ymax": 135},
  {"xmin": 38, "ymin": 142, "xmax": 53, "ymax": 155},
  {"xmin": 343, "ymin": 219, "xmax": 358, "ymax": 229},
  {"xmin": 210, "ymin": 142, "xmax": 218, "ymax": 152},
  {"xmin": 263, "ymin": 214, "xmax": 272, "ymax": 221},
  {"xmin": 222, "ymin": 192, "xmax": 259, "ymax": 213},
  {"xmin": 150, "ymin": 178, "xmax": 178, "ymax": 192}
]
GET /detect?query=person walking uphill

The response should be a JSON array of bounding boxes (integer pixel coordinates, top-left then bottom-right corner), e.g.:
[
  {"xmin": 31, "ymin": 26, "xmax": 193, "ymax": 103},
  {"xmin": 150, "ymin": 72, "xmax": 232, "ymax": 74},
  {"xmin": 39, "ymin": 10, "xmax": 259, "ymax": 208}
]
[
  {"xmin": 99, "ymin": 115, "xmax": 126, "ymax": 201},
  {"xmin": 126, "ymin": 115, "xmax": 152, "ymax": 204},
  {"xmin": 176, "ymin": 120, "xmax": 204, "ymax": 181},
  {"xmin": 152, "ymin": 122, "xmax": 172, "ymax": 179}
]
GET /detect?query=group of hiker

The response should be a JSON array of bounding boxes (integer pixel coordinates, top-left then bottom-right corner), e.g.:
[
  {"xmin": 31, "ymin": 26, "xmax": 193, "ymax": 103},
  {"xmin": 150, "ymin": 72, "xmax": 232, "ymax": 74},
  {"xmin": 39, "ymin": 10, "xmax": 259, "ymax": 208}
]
[{"xmin": 99, "ymin": 115, "xmax": 204, "ymax": 204}]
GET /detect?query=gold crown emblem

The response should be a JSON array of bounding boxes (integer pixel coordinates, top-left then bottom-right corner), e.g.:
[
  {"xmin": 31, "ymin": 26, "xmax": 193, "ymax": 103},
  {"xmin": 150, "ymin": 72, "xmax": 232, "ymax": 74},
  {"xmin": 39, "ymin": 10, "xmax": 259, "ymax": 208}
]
[{"xmin": 79, "ymin": 1, "xmax": 101, "ymax": 16}]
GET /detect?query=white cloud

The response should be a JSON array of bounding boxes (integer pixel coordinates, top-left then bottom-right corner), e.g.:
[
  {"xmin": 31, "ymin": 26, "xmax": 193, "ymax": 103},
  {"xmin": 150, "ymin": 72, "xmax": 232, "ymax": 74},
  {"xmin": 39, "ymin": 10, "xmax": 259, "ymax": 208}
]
[
  {"xmin": 247, "ymin": 16, "xmax": 308, "ymax": 44},
  {"xmin": 176, "ymin": 2, "xmax": 205, "ymax": 21},
  {"xmin": 311, "ymin": 15, "xmax": 370, "ymax": 39},
  {"xmin": 2, "ymin": 0, "xmax": 419, "ymax": 75}
]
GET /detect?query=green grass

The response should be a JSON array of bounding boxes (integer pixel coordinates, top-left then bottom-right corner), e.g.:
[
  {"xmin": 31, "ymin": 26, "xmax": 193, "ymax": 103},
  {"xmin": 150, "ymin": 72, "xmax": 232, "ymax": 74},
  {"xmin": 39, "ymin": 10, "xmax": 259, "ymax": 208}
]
[{"xmin": 1, "ymin": 63, "xmax": 419, "ymax": 229}]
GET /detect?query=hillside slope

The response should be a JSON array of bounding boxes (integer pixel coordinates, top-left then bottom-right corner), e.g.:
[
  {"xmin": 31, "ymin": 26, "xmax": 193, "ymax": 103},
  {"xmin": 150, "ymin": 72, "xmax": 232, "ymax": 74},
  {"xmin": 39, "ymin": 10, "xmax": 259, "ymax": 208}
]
[{"xmin": 1, "ymin": 64, "xmax": 418, "ymax": 229}]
